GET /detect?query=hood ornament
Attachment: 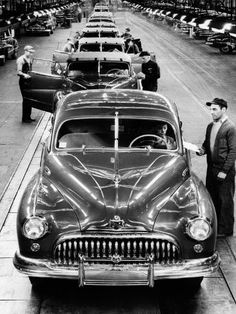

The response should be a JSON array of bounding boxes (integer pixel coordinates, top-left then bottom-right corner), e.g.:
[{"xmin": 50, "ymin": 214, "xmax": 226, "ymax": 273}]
[{"xmin": 109, "ymin": 215, "xmax": 125, "ymax": 229}]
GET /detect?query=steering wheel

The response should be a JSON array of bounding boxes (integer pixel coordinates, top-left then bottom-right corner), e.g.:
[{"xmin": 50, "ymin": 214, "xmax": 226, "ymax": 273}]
[
  {"xmin": 106, "ymin": 68, "xmax": 124, "ymax": 75},
  {"xmin": 129, "ymin": 134, "xmax": 166, "ymax": 148}
]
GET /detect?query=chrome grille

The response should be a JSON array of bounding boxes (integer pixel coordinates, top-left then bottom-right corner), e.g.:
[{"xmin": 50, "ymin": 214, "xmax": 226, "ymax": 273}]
[{"xmin": 53, "ymin": 236, "xmax": 181, "ymax": 266}]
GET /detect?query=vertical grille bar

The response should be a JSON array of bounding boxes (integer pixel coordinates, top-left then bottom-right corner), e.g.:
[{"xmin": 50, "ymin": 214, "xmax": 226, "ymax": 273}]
[
  {"xmin": 68, "ymin": 241, "xmax": 72, "ymax": 265},
  {"xmin": 108, "ymin": 241, "xmax": 112, "ymax": 256},
  {"xmin": 133, "ymin": 241, "xmax": 137, "ymax": 257},
  {"xmin": 91, "ymin": 240, "xmax": 94, "ymax": 258},
  {"xmin": 127, "ymin": 241, "xmax": 131, "ymax": 257}
]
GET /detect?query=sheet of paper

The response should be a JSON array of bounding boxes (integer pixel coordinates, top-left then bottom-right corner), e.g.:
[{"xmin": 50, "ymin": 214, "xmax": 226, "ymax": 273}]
[{"xmin": 183, "ymin": 141, "xmax": 200, "ymax": 152}]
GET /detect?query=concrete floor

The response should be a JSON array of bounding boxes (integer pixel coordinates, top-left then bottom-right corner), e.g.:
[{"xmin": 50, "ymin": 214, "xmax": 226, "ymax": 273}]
[{"xmin": 0, "ymin": 6, "xmax": 236, "ymax": 314}]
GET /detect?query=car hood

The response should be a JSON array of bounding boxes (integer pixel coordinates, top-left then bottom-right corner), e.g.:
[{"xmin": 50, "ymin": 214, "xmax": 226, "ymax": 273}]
[{"xmin": 41, "ymin": 151, "xmax": 189, "ymax": 231}]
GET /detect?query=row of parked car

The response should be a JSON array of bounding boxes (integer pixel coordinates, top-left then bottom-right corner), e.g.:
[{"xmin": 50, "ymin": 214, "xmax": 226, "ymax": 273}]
[
  {"xmin": 0, "ymin": 4, "xmax": 78, "ymax": 67},
  {"xmin": 24, "ymin": 4, "xmax": 79, "ymax": 36},
  {"xmin": 29, "ymin": 3, "xmax": 152, "ymax": 105},
  {"xmin": 13, "ymin": 1, "xmax": 220, "ymax": 289},
  {"xmin": 0, "ymin": 36, "xmax": 19, "ymax": 65},
  {"xmin": 126, "ymin": 1, "xmax": 236, "ymax": 54}
]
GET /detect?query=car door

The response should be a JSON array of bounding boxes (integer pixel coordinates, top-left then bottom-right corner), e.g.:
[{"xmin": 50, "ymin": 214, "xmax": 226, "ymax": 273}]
[
  {"xmin": 22, "ymin": 58, "xmax": 70, "ymax": 113},
  {"xmin": 23, "ymin": 71, "xmax": 67, "ymax": 113}
]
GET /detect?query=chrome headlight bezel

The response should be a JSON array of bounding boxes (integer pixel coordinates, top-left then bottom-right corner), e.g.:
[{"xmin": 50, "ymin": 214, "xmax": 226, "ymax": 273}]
[
  {"xmin": 186, "ymin": 217, "xmax": 211, "ymax": 241},
  {"xmin": 23, "ymin": 216, "xmax": 48, "ymax": 240}
]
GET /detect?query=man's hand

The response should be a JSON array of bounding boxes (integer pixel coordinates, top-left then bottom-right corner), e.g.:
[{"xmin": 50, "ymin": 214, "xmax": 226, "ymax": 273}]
[
  {"xmin": 136, "ymin": 72, "xmax": 145, "ymax": 79},
  {"xmin": 24, "ymin": 74, "xmax": 31, "ymax": 79},
  {"xmin": 217, "ymin": 171, "xmax": 227, "ymax": 181},
  {"xmin": 196, "ymin": 147, "xmax": 205, "ymax": 156}
]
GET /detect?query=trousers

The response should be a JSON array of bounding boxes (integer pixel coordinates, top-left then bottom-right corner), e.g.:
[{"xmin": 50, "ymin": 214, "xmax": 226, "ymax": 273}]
[
  {"xmin": 206, "ymin": 166, "xmax": 235, "ymax": 234},
  {"xmin": 19, "ymin": 79, "xmax": 32, "ymax": 120}
]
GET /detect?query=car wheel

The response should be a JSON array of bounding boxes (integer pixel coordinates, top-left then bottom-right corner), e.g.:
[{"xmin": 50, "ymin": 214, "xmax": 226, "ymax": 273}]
[
  {"xmin": 29, "ymin": 276, "xmax": 57, "ymax": 289},
  {"xmin": 219, "ymin": 45, "xmax": 233, "ymax": 54},
  {"xmin": 175, "ymin": 277, "xmax": 203, "ymax": 290}
]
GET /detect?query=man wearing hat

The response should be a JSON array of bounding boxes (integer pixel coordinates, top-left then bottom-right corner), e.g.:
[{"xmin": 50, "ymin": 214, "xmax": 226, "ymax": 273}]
[
  {"xmin": 198, "ymin": 98, "xmax": 236, "ymax": 237},
  {"xmin": 137, "ymin": 51, "xmax": 160, "ymax": 92},
  {"xmin": 63, "ymin": 38, "xmax": 75, "ymax": 53},
  {"xmin": 16, "ymin": 45, "xmax": 35, "ymax": 123}
]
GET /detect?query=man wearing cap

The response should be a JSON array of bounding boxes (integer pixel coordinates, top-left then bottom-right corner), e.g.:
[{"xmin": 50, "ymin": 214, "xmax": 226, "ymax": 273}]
[
  {"xmin": 198, "ymin": 98, "xmax": 236, "ymax": 237},
  {"xmin": 137, "ymin": 51, "xmax": 160, "ymax": 92},
  {"xmin": 121, "ymin": 27, "xmax": 132, "ymax": 40},
  {"xmin": 16, "ymin": 45, "xmax": 36, "ymax": 123}
]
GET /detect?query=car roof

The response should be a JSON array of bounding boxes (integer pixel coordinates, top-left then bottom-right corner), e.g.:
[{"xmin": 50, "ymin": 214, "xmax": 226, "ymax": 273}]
[
  {"xmin": 85, "ymin": 22, "xmax": 116, "ymax": 28},
  {"xmin": 89, "ymin": 18, "xmax": 114, "ymax": 23},
  {"xmin": 54, "ymin": 90, "xmax": 179, "ymax": 127},
  {"xmin": 90, "ymin": 12, "xmax": 113, "ymax": 17},
  {"xmin": 81, "ymin": 27, "xmax": 119, "ymax": 33},
  {"xmin": 67, "ymin": 51, "xmax": 131, "ymax": 62},
  {"xmin": 78, "ymin": 37, "xmax": 125, "ymax": 44},
  {"xmin": 52, "ymin": 51, "xmax": 131, "ymax": 63}
]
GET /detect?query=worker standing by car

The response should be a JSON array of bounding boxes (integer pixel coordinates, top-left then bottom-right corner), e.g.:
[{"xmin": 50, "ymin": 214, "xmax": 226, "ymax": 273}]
[
  {"xmin": 197, "ymin": 98, "xmax": 236, "ymax": 237},
  {"xmin": 16, "ymin": 45, "xmax": 35, "ymax": 123},
  {"xmin": 137, "ymin": 51, "xmax": 160, "ymax": 92},
  {"xmin": 73, "ymin": 32, "xmax": 80, "ymax": 51},
  {"xmin": 63, "ymin": 38, "xmax": 75, "ymax": 53},
  {"xmin": 121, "ymin": 27, "xmax": 132, "ymax": 40}
]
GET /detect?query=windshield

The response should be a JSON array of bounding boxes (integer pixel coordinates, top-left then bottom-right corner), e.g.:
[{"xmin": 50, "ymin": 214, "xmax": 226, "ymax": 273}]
[
  {"xmin": 56, "ymin": 118, "xmax": 177, "ymax": 150},
  {"xmin": 67, "ymin": 61, "xmax": 98, "ymax": 78}
]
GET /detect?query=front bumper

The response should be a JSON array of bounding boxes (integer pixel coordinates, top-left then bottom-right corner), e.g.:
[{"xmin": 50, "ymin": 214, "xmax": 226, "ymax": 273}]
[{"xmin": 14, "ymin": 251, "xmax": 220, "ymax": 287}]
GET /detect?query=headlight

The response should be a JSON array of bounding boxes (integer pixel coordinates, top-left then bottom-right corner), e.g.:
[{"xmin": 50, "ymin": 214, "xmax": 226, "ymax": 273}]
[
  {"xmin": 23, "ymin": 216, "xmax": 48, "ymax": 240},
  {"xmin": 187, "ymin": 218, "xmax": 211, "ymax": 241}
]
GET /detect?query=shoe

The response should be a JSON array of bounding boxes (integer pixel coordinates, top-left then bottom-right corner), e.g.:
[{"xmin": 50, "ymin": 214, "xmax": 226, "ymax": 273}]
[
  {"xmin": 22, "ymin": 118, "xmax": 36, "ymax": 123},
  {"xmin": 225, "ymin": 232, "xmax": 233, "ymax": 237}
]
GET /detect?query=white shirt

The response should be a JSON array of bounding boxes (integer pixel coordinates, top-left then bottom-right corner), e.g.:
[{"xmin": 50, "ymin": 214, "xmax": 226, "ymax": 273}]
[{"xmin": 210, "ymin": 116, "xmax": 228, "ymax": 153}]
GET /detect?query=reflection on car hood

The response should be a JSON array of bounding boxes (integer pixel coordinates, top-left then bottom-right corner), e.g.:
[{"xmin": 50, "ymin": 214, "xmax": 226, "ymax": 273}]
[{"xmin": 42, "ymin": 151, "xmax": 188, "ymax": 231}]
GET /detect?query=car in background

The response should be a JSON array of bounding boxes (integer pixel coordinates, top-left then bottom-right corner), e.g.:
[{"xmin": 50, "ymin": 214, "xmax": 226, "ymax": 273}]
[
  {"xmin": 94, "ymin": 5, "xmax": 110, "ymax": 12},
  {"xmin": 205, "ymin": 32, "xmax": 231, "ymax": 48},
  {"xmin": 218, "ymin": 35, "xmax": 236, "ymax": 54},
  {"xmin": 0, "ymin": 36, "xmax": 19, "ymax": 62},
  {"xmin": 78, "ymin": 37, "xmax": 125, "ymax": 52},
  {"xmin": 25, "ymin": 18, "xmax": 52, "ymax": 36},
  {"xmin": 13, "ymin": 89, "xmax": 220, "ymax": 288}
]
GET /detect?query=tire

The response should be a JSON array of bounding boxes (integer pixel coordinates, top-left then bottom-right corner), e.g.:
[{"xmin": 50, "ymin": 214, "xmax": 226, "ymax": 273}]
[
  {"xmin": 29, "ymin": 276, "xmax": 57, "ymax": 289},
  {"xmin": 219, "ymin": 45, "xmax": 233, "ymax": 54},
  {"xmin": 29, "ymin": 276, "xmax": 45, "ymax": 288},
  {"xmin": 175, "ymin": 277, "xmax": 203, "ymax": 291}
]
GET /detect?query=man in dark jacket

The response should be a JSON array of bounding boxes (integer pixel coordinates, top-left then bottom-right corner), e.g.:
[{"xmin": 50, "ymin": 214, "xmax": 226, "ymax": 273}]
[
  {"xmin": 198, "ymin": 98, "xmax": 236, "ymax": 237},
  {"xmin": 137, "ymin": 51, "xmax": 160, "ymax": 92}
]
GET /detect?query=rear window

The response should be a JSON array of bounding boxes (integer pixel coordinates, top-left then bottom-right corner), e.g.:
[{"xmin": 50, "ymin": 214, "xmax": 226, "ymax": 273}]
[
  {"xmin": 102, "ymin": 44, "xmax": 123, "ymax": 52},
  {"xmin": 79, "ymin": 43, "xmax": 100, "ymax": 52}
]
